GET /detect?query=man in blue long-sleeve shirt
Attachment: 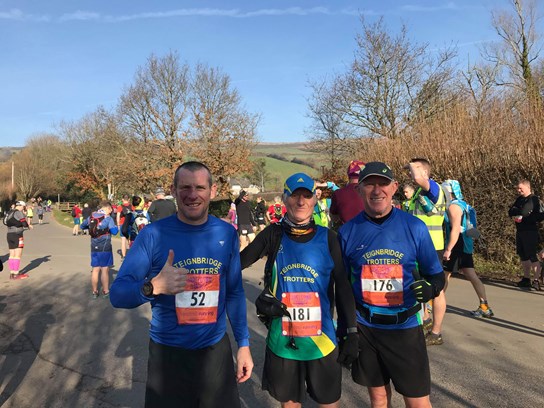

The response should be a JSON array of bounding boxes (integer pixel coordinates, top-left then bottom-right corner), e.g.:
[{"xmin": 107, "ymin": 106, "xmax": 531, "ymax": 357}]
[{"xmin": 110, "ymin": 161, "xmax": 253, "ymax": 408}]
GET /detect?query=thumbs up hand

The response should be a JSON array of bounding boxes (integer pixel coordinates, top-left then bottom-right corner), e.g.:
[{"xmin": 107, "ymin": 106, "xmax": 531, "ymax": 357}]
[{"xmin": 152, "ymin": 249, "xmax": 189, "ymax": 295}]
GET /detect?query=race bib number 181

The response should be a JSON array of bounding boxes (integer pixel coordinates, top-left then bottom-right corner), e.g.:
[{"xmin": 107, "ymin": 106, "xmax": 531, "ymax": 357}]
[
  {"xmin": 175, "ymin": 275, "xmax": 220, "ymax": 325},
  {"xmin": 361, "ymin": 264, "xmax": 404, "ymax": 306},
  {"xmin": 282, "ymin": 292, "xmax": 322, "ymax": 337}
]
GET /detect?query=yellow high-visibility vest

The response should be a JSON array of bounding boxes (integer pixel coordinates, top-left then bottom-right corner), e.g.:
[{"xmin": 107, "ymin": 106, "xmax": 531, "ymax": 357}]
[{"xmin": 408, "ymin": 186, "xmax": 446, "ymax": 250}]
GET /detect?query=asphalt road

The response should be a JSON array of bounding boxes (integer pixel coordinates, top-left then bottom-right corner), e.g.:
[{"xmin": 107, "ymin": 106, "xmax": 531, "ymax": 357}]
[{"xmin": 0, "ymin": 214, "xmax": 542, "ymax": 407}]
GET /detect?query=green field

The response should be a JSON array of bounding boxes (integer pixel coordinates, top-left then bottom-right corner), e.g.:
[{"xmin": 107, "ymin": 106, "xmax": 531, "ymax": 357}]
[{"xmin": 252, "ymin": 142, "xmax": 324, "ymax": 191}]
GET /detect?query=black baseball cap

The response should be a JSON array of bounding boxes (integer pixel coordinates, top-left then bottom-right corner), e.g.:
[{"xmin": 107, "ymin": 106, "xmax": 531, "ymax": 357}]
[{"xmin": 358, "ymin": 162, "xmax": 395, "ymax": 183}]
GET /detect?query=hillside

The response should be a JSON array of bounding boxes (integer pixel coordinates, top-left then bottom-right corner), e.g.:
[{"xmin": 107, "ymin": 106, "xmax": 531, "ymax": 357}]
[
  {"xmin": 0, "ymin": 147, "xmax": 23, "ymax": 162},
  {"xmin": 251, "ymin": 142, "xmax": 323, "ymax": 191}
]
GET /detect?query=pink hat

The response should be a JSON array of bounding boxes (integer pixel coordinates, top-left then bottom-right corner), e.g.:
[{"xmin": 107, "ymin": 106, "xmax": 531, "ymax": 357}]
[{"xmin": 347, "ymin": 160, "xmax": 365, "ymax": 177}]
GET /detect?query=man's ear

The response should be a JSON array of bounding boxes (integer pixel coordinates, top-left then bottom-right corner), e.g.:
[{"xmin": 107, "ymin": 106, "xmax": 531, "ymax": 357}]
[{"xmin": 210, "ymin": 184, "xmax": 218, "ymax": 200}]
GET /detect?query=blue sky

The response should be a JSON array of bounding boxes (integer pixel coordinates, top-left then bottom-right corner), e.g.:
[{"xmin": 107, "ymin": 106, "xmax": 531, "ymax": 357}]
[{"xmin": 0, "ymin": 0, "xmax": 534, "ymax": 147}]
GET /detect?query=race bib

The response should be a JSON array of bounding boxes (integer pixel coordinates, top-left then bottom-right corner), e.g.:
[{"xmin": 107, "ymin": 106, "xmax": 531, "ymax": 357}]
[
  {"xmin": 175, "ymin": 274, "xmax": 220, "ymax": 325},
  {"xmin": 281, "ymin": 292, "xmax": 322, "ymax": 337},
  {"xmin": 361, "ymin": 265, "xmax": 404, "ymax": 306}
]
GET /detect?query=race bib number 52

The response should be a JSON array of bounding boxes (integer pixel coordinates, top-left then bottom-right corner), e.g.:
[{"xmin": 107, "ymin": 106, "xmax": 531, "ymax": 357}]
[
  {"xmin": 361, "ymin": 265, "xmax": 403, "ymax": 306},
  {"xmin": 175, "ymin": 275, "xmax": 220, "ymax": 325}
]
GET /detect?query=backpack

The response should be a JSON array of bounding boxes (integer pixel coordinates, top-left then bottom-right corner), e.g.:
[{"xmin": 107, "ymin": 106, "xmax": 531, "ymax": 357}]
[
  {"xmin": 131, "ymin": 211, "xmax": 149, "ymax": 236},
  {"xmin": 273, "ymin": 204, "xmax": 283, "ymax": 220},
  {"xmin": 89, "ymin": 214, "xmax": 108, "ymax": 238},
  {"xmin": 254, "ymin": 223, "xmax": 296, "ymax": 349},
  {"xmin": 3, "ymin": 210, "xmax": 17, "ymax": 227},
  {"xmin": 71, "ymin": 207, "xmax": 77, "ymax": 217},
  {"xmin": 121, "ymin": 205, "xmax": 131, "ymax": 216},
  {"xmin": 461, "ymin": 202, "xmax": 481, "ymax": 240}
]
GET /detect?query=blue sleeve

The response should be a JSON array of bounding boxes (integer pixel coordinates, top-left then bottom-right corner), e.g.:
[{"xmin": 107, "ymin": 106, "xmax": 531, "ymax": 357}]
[
  {"xmin": 106, "ymin": 217, "xmax": 119, "ymax": 235},
  {"xmin": 327, "ymin": 181, "xmax": 340, "ymax": 191},
  {"xmin": 110, "ymin": 228, "xmax": 155, "ymax": 309},
  {"xmin": 421, "ymin": 179, "xmax": 440, "ymax": 204},
  {"xmin": 225, "ymin": 229, "xmax": 250, "ymax": 347},
  {"xmin": 81, "ymin": 217, "xmax": 89, "ymax": 229}
]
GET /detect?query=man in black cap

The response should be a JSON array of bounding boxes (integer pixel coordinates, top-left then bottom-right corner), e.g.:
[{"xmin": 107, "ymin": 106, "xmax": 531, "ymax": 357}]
[
  {"xmin": 148, "ymin": 187, "xmax": 177, "ymax": 223},
  {"xmin": 339, "ymin": 161, "xmax": 445, "ymax": 408}
]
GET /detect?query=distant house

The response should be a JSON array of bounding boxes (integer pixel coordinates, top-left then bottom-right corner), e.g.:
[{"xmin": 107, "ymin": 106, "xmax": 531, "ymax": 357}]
[{"xmin": 230, "ymin": 184, "xmax": 260, "ymax": 196}]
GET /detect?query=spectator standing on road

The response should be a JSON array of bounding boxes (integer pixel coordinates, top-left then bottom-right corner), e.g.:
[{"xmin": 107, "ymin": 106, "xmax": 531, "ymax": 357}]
[
  {"xmin": 81, "ymin": 203, "xmax": 93, "ymax": 235},
  {"xmin": 235, "ymin": 190, "xmax": 257, "ymax": 251},
  {"xmin": 26, "ymin": 204, "xmax": 34, "ymax": 226},
  {"xmin": 5, "ymin": 201, "xmax": 33, "ymax": 280},
  {"xmin": 241, "ymin": 172, "xmax": 358, "ymax": 408},
  {"xmin": 36, "ymin": 204, "xmax": 44, "ymax": 225},
  {"xmin": 121, "ymin": 196, "xmax": 150, "ymax": 248},
  {"xmin": 508, "ymin": 179, "xmax": 542, "ymax": 290},
  {"xmin": 110, "ymin": 161, "xmax": 253, "ymax": 408},
  {"xmin": 404, "ymin": 158, "xmax": 447, "ymax": 346},
  {"xmin": 72, "ymin": 204, "xmax": 82, "ymax": 236},
  {"xmin": 227, "ymin": 202, "xmax": 238, "ymax": 230},
  {"xmin": 442, "ymin": 180, "xmax": 494, "ymax": 316},
  {"xmin": 267, "ymin": 196, "xmax": 286, "ymax": 224},
  {"xmin": 81, "ymin": 201, "xmax": 118, "ymax": 299},
  {"xmin": 147, "ymin": 187, "xmax": 177, "ymax": 223},
  {"xmin": 254, "ymin": 196, "xmax": 267, "ymax": 231},
  {"xmin": 116, "ymin": 195, "xmax": 132, "ymax": 260},
  {"xmin": 329, "ymin": 160, "xmax": 365, "ymax": 227},
  {"xmin": 339, "ymin": 162, "xmax": 445, "ymax": 408}
]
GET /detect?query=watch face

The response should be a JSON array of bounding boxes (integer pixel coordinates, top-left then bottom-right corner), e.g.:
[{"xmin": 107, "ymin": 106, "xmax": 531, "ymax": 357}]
[{"xmin": 143, "ymin": 282, "xmax": 153, "ymax": 297}]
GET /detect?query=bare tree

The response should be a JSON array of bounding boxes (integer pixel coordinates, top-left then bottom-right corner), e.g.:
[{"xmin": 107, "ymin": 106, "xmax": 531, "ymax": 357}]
[
  {"xmin": 247, "ymin": 158, "xmax": 270, "ymax": 193},
  {"xmin": 484, "ymin": 0, "xmax": 542, "ymax": 102},
  {"xmin": 188, "ymin": 64, "xmax": 259, "ymax": 194},
  {"xmin": 306, "ymin": 78, "xmax": 356, "ymax": 172},
  {"xmin": 60, "ymin": 107, "xmax": 127, "ymax": 198},
  {"xmin": 13, "ymin": 134, "xmax": 69, "ymax": 199},
  {"xmin": 310, "ymin": 16, "xmax": 456, "ymax": 140},
  {"xmin": 119, "ymin": 51, "xmax": 191, "ymax": 190},
  {"xmin": 460, "ymin": 62, "xmax": 501, "ymax": 128}
]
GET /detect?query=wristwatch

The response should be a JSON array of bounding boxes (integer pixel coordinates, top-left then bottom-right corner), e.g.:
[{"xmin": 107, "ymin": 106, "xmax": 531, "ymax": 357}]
[{"xmin": 142, "ymin": 281, "xmax": 154, "ymax": 297}]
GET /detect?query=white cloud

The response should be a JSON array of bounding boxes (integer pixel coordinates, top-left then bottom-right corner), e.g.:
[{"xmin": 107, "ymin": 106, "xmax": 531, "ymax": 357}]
[
  {"xmin": 401, "ymin": 2, "xmax": 459, "ymax": 12},
  {"xmin": 0, "ymin": 8, "xmax": 50, "ymax": 22},
  {"xmin": 2, "ymin": 7, "xmax": 361, "ymax": 23},
  {"xmin": 59, "ymin": 11, "xmax": 102, "ymax": 22}
]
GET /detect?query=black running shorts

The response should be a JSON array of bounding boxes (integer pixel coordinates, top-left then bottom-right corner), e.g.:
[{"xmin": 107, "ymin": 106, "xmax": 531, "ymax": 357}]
[
  {"xmin": 352, "ymin": 325, "xmax": 431, "ymax": 398},
  {"xmin": 262, "ymin": 346, "xmax": 341, "ymax": 404},
  {"xmin": 238, "ymin": 224, "xmax": 254, "ymax": 237},
  {"xmin": 6, "ymin": 232, "xmax": 23, "ymax": 250},
  {"xmin": 145, "ymin": 335, "xmax": 240, "ymax": 408},
  {"xmin": 516, "ymin": 230, "xmax": 539, "ymax": 262},
  {"xmin": 443, "ymin": 235, "xmax": 474, "ymax": 272}
]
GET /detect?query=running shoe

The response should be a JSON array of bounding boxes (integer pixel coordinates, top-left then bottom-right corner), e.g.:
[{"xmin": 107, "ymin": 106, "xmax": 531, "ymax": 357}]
[
  {"xmin": 92, "ymin": 291, "xmax": 99, "ymax": 299},
  {"xmin": 517, "ymin": 277, "xmax": 532, "ymax": 288},
  {"xmin": 422, "ymin": 318, "xmax": 433, "ymax": 334},
  {"xmin": 471, "ymin": 306, "xmax": 494, "ymax": 318},
  {"xmin": 425, "ymin": 332, "xmax": 443, "ymax": 346},
  {"xmin": 10, "ymin": 273, "xmax": 29, "ymax": 280},
  {"xmin": 102, "ymin": 291, "xmax": 110, "ymax": 298},
  {"xmin": 531, "ymin": 279, "xmax": 541, "ymax": 291}
]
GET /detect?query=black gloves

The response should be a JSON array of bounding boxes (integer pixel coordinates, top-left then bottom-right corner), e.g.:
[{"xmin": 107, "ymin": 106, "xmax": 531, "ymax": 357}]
[
  {"xmin": 410, "ymin": 279, "xmax": 434, "ymax": 303},
  {"xmin": 337, "ymin": 333, "xmax": 359, "ymax": 367}
]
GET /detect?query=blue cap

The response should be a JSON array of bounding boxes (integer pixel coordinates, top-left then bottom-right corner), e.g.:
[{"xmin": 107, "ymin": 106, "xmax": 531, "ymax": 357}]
[{"xmin": 284, "ymin": 173, "xmax": 316, "ymax": 196}]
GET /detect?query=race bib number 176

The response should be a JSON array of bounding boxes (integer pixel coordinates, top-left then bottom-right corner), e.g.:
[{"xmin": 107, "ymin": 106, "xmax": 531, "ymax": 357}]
[{"xmin": 361, "ymin": 265, "xmax": 404, "ymax": 306}]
